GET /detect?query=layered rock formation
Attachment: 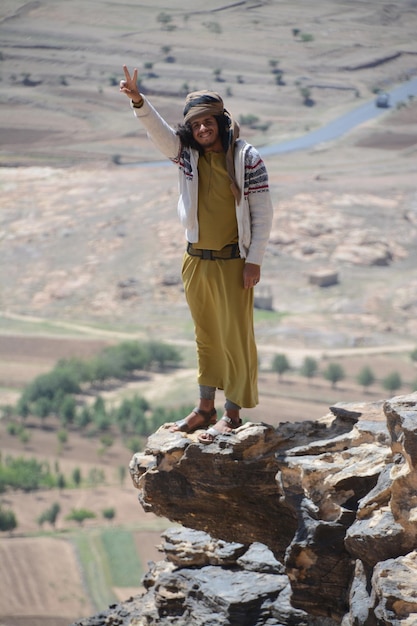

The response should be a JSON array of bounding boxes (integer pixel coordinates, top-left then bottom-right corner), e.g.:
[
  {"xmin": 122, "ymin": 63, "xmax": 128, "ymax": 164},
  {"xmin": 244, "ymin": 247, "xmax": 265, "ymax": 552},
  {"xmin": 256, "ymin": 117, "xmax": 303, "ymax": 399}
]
[{"xmin": 73, "ymin": 392, "xmax": 417, "ymax": 626}]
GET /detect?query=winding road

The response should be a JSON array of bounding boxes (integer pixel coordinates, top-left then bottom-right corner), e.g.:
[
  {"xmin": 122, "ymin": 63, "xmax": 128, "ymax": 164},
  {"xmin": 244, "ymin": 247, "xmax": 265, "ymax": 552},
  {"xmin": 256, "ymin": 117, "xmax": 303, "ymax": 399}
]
[{"xmin": 260, "ymin": 76, "xmax": 417, "ymax": 156}]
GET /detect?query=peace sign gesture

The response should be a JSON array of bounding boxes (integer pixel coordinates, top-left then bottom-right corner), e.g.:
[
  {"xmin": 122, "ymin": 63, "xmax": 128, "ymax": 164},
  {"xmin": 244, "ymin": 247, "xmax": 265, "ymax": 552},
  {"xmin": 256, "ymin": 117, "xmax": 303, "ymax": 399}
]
[{"xmin": 120, "ymin": 65, "xmax": 142, "ymax": 103}]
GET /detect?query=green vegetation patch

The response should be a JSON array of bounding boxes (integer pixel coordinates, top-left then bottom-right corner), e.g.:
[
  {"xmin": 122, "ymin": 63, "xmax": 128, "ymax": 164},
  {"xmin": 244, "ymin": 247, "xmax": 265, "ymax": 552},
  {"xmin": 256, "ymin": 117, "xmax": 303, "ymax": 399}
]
[
  {"xmin": 73, "ymin": 530, "xmax": 116, "ymax": 610},
  {"xmin": 101, "ymin": 527, "xmax": 143, "ymax": 587},
  {"xmin": 73, "ymin": 528, "xmax": 142, "ymax": 609}
]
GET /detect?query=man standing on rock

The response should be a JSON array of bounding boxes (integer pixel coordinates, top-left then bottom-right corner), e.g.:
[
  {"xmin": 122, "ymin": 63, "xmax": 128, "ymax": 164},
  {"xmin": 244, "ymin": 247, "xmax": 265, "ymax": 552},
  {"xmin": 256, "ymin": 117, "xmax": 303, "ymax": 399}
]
[{"xmin": 120, "ymin": 65, "xmax": 273, "ymax": 443}]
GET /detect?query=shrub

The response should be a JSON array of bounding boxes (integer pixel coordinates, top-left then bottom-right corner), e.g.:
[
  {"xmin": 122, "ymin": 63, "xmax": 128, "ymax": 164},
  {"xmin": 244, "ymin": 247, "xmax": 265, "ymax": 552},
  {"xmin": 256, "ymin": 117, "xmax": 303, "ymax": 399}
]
[
  {"xmin": 204, "ymin": 22, "xmax": 222, "ymax": 34},
  {"xmin": 213, "ymin": 68, "xmax": 222, "ymax": 82},
  {"xmin": 88, "ymin": 467, "xmax": 105, "ymax": 488},
  {"xmin": 58, "ymin": 395, "xmax": 76, "ymax": 425},
  {"xmin": 272, "ymin": 353, "xmax": 291, "ymax": 381},
  {"xmin": 37, "ymin": 502, "xmax": 61, "ymax": 528},
  {"xmin": 66, "ymin": 508, "xmax": 96, "ymax": 526},
  {"xmin": 300, "ymin": 357, "xmax": 318, "ymax": 381},
  {"xmin": 301, "ymin": 33, "xmax": 314, "ymax": 42},
  {"xmin": 125, "ymin": 436, "xmax": 143, "ymax": 454},
  {"xmin": 102, "ymin": 507, "xmax": 116, "ymax": 522},
  {"xmin": 357, "ymin": 366, "xmax": 375, "ymax": 391},
  {"xmin": 146, "ymin": 341, "xmax": 181, "ymax": 370},
  {"xmin": 0, "ymin": 506, "xmax": 17, "ymax": 532},
  {"xmin": 72, "ymin": 467, "xmax": 82, "ymax": 487},
  {"xmin": 239, "ymin": 114, "xmax": 260, "ymax": 127},
  {"xmin": 382, "ymin": 371, "xmax": 402, "ymax": 393},
  {"xmin": 57, "ymin": 429, "xmax": 68, "ymax": 446},
  {"xmin": 157, "ymin": 12, "xmax": 175, "ymax": 30},
  {"xmin": 323, "ymin": 363, "xmax": 345, "ymax": 389},
  {"xmin": 0, "ymin": 456, "xmax": 56, "ymax": 492}
]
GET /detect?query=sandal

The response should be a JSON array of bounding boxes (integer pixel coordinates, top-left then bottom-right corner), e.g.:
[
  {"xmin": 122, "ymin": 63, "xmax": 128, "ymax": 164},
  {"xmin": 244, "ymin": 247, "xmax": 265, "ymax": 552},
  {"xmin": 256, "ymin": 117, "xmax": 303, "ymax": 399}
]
[
  {"xmin": 168, "ymin": 407, "xmax": 217, "ymax": 433},
  {"xmin": 198, "ymin": 415, "xmax": 242, "ymax": 444}
]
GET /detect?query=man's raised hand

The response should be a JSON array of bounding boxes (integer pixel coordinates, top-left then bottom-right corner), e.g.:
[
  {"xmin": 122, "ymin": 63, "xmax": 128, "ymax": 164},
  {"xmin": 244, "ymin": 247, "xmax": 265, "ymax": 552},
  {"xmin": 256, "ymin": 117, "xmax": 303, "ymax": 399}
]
[{"xmin": 120, "ymin": 65, "xmax": 141, "ymax": 102}]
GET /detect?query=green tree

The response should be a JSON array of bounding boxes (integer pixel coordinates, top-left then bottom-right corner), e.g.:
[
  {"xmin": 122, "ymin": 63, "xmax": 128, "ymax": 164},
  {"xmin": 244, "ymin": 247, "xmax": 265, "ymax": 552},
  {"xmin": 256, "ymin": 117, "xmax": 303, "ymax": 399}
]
[
  {"xmin": 357, "ymin": 366, "xmax": 375, "ymax": 391},
  {"xmin": 300, "ymin": 357, "xmax": 318, "ymax": 382},
  {"xmin": 0, "ymin": 506, "xmax": 17, "ymax": 532},
  {"xmin": 15, "ymin": 396, "xmax": 30, "ymax": 420},
  {"xmin": 102, "ymin": 507, "xmax": 116, "ymax": 522},
  {"xmin": 213, "ymin": 68, "xmax": 222, "ymax": 82},
  {"xmin": 75, "ymin": 405, "xmax": 92, "ymax": 430},
  {"xmin": 272, "ymin": 353, "xmax": 290, "ymax": 381},
  {"xmin": 57, "ymin": 473, "xmax": 66, "ymax": 492},
  {"xmin": 72, "ymin": 467, "xmax": 82, "ymax": 487},
  {"xmin": 99, "ymin": 433, "xmax": 114, "ymax": 455},
  {"xmin": 125, "ymin": 436, "xmax": 143, "ymax": 454},
  {"xmin": 93, "ymin": 395, "xmax": 106, "ymax": 415},
  {"xmin": 0, "ymin": 457, "xmax": 55, "ymax": 492},
  {"xmin": 23, "ymin": 366, "xmax": 81, "ymax": 404},
  {"xmin": 2, "ymin": 404, "xmax": 14, "ymax": 419},
  {"xmin": 157, "ymin": 12, "xmax": 174, "ymax": 30},
  {"xmin": 58, "ymin": 395, "xmax": 76, "ymax": 426},
  {"xmin": 382, "ymin": 371, "xmax": 402, "ymax": 394},
  {"xmin": 57, "ymin": 429, "xmax": 68, "ymax": 448},
  {"xmin": 117, "ymin": 465, "xmax": 127, "ymax": 486},
  {"xmin": 66, "ymin": 508, "xmax": 96, "ymax": 526},
  {"xmin": 323, "ymin": 362, "xmax": 345, "ymax": 389},
  {"xmin": 37, "ymin": 502, "xmax": 61, "ymax": 528},
  {"xmin": 19, "ymin": 429, "xmax": 31, "ymax": 445},
  {"xmin": 410, "ymin": 348, "xmax": 417, "ymax": 364},
  {"xmin": 147, "ymin": 341, "xmax": 181, "ymax": 370},
  {"xmin": 88, "ymin": 467, "xmax": 105, "ymax": 488},
  {"xmin": 33, "ymin": 397, "xmax": 52, "ymax": 424},
  {"xmin": 299, "ymin": 86, "xmax": 314, "ymax": 106}
]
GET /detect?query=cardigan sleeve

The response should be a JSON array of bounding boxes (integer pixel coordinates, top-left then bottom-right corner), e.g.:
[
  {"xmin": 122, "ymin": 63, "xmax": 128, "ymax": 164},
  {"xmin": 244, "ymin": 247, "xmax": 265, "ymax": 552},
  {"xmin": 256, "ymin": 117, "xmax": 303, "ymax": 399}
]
[
  {"xmin": 245, "ymin": 151, "xmax": 274, "ymax": 266},
  {"xmin": 132, "ymin": 97, "xmax": 181, "ymax": 161}
]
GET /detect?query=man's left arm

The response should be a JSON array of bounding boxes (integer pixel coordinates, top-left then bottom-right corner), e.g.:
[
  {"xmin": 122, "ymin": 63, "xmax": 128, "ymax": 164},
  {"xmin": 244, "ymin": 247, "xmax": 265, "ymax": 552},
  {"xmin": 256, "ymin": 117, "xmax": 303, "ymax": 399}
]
[{"xmin": 245, "ymin": 155, "xmax": 274, "ymax": 268}]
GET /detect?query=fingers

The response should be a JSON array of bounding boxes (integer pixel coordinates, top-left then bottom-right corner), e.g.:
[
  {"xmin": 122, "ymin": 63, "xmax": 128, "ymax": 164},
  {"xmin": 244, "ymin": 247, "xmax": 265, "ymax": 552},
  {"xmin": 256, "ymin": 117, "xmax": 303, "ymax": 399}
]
[
  {"xmin": 121, "ymin": 65, "xmax": 138, "ymax": 90},
  {"xmin": 243, "ymin": 276, "xmax": 260, "ymax": 289},
  {"xmin": 123, "ymin": 64, "xmax": 131, "ymax": 82},
  {"xmin": 243, "ymin": 263, "xmax": 260, "ymax": 289}
]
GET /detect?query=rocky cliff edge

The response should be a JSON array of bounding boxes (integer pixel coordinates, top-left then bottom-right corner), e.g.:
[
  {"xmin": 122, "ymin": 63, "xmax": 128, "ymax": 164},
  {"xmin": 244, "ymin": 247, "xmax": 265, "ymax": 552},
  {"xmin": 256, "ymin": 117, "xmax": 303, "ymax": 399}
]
[{"xmin": 72, "ymin": 392, "xmax": 417, "ymax": 626}]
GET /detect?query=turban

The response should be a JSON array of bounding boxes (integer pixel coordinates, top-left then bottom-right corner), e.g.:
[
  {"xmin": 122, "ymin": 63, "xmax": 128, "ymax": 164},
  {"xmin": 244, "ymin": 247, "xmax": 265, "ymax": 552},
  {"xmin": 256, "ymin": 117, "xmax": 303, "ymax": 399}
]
[{"xmin": 183, "ymin": 90, "xmax": 241, "ymax": 202}]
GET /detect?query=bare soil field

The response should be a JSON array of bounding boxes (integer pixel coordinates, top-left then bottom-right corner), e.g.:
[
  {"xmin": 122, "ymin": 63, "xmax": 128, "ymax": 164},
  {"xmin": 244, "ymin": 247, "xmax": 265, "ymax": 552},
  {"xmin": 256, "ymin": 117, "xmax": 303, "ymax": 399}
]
[
  {"xmin": 0, "ymin": 536, "xmax": 94, "ymax": 619},
  {"xmin": 1, "ymin": 0, "xmax": 417, "ymax": 624}
]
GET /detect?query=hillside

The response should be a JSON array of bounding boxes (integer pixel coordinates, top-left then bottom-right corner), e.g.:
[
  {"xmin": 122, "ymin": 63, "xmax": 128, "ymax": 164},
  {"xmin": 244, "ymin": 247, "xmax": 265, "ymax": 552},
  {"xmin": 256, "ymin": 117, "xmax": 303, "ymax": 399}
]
[{"xmin": 1, "ymin": 1, "xmax": 417, "ymax": 624}]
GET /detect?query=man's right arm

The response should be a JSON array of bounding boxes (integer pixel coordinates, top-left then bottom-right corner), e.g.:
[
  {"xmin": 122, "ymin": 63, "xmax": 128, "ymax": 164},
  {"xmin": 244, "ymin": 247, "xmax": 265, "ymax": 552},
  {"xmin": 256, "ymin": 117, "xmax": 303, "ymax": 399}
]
[
  {"xmin": 131, "ymin": 97, "xmax": 180, "ymax": 161},
  {"xmin": 120, "ymin": 64, "xmax": 180, "ymax": 161}
]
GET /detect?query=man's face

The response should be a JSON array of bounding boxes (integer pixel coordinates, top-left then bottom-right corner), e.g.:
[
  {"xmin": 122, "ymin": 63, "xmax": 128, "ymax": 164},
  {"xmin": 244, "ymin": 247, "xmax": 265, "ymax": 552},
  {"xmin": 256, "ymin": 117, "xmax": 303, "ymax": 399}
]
[{"xmin": 190, "ymin": 114, "xmax": 223, "ymax": 152}]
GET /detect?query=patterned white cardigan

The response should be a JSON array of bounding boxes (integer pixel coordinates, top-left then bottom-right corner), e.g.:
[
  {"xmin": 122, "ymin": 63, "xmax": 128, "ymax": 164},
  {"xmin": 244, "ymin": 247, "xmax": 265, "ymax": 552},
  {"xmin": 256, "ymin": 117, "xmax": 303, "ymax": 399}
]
[{"xmin": 132, "ymin": 97, "xmax": 273, "ymax": 266}]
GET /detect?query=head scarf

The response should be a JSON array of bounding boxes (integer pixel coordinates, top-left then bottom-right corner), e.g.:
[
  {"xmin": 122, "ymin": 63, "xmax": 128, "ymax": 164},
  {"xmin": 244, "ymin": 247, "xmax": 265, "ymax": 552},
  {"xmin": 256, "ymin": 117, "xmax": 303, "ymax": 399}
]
[{"xmin": 183, "ymin": 90, "xmax": 241, "ymax": 202}]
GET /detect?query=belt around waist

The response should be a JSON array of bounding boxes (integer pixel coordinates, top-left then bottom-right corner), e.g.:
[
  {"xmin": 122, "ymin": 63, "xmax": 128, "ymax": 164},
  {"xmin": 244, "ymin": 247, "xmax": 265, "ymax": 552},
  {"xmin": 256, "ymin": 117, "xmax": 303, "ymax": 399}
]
[{"xmin": 186, "ymin": 242, "xmax": 241, "ymax": 260}]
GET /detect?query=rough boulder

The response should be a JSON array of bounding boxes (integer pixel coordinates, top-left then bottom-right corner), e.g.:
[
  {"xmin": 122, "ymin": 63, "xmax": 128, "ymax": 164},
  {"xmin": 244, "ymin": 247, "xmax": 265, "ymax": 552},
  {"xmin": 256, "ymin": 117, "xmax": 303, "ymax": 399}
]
[{"xmin": 72, "ymin": 392, "xmax": 417, "ymax": 626}]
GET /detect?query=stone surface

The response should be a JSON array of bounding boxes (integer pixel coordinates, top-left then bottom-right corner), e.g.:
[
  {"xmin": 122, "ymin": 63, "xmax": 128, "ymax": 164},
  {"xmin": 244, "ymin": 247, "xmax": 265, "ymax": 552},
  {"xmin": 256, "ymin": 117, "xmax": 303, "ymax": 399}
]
[
  {"xmin": 73, "ymin": 392, "xmax": 417, "ymax": 626},
  {"xmin": 371, "ymin": 551, "xmax": 417, "ymax": 626},
  {"xmin": 130, "ymin": 422, "xmax": 299, "ymax": 560}
]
